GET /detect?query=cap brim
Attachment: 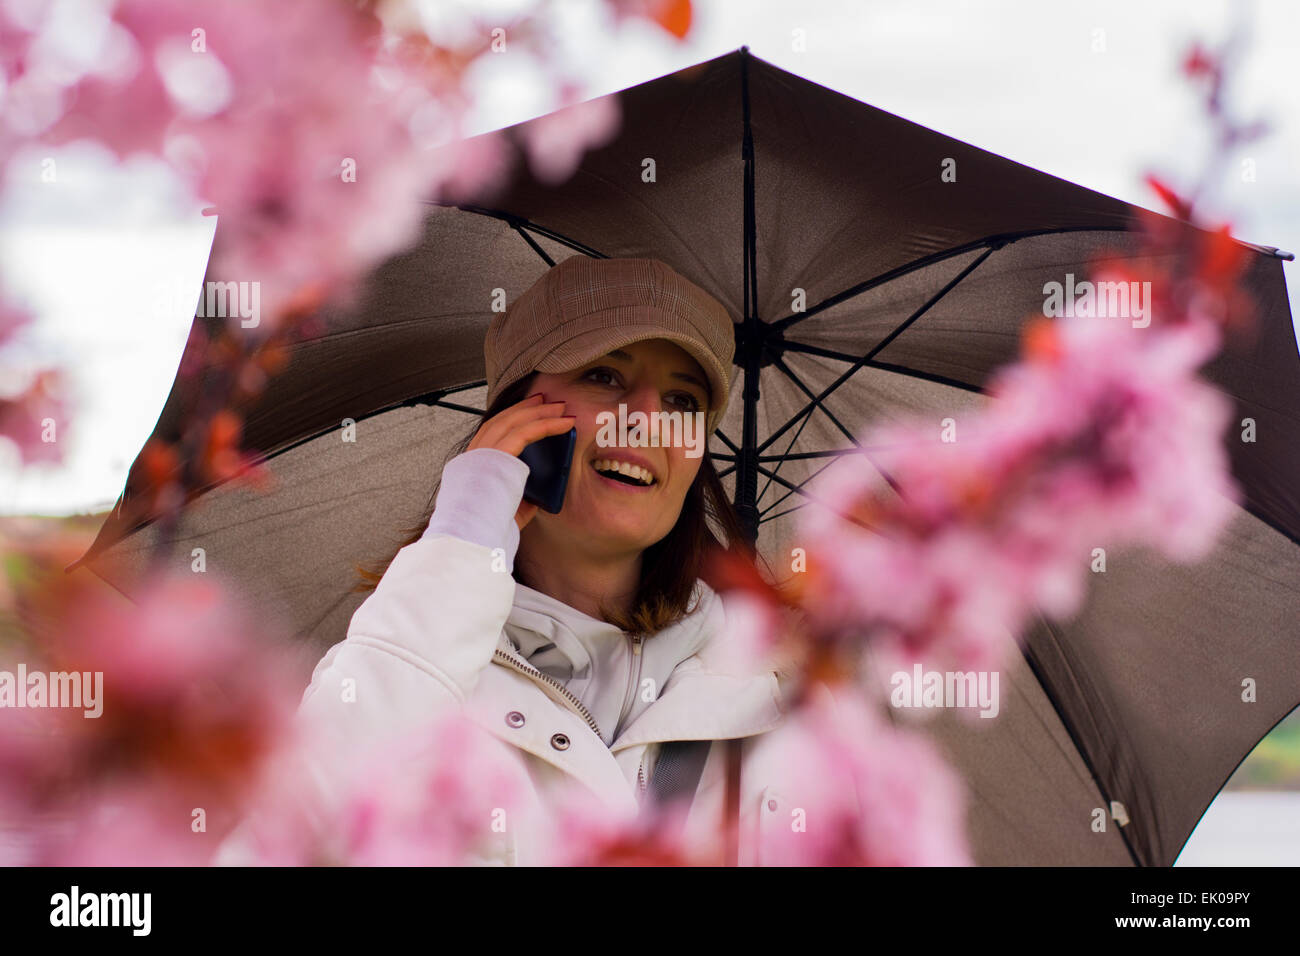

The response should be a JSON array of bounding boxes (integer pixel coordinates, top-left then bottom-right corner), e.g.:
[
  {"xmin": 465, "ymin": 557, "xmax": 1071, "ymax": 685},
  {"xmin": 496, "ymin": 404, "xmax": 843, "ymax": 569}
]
[{"xmin": 532, "ymin": 323, "xmax": 732, "ymax": 431}]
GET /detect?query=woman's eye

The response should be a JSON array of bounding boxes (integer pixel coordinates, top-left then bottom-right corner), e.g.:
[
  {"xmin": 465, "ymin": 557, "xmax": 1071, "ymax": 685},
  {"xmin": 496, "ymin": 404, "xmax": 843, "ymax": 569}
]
[{"xmin": 581, "ymin": 368, "xmax": 701, "ymax": 411}]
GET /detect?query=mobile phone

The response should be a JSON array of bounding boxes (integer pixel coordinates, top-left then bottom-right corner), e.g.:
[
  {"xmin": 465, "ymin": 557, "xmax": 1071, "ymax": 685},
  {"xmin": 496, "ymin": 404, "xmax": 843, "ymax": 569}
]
[{"xmin": 519, "ymin": 427, "xmax": 577, "ymax": 514}]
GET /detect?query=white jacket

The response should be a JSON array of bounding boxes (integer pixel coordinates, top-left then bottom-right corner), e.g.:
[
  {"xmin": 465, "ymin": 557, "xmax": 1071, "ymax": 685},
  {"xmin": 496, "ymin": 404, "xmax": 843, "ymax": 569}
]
[{"xmin": 216, "ymin": 527, "xmax": 796, "ymax": 866}]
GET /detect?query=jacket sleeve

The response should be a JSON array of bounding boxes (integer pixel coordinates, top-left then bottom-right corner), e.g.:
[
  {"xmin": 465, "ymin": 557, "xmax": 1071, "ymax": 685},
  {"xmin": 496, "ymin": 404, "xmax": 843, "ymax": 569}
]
[
  {"xmin": 299, "ymin": 447, "xmax": 530, "ymax": 736},
  {"xmin": 302, "ymin": 531, "xmax": 518, "ymax": 716},
  {"xmin": 211, "ymin": 451, "xmax": 529, "ymax": 864}
]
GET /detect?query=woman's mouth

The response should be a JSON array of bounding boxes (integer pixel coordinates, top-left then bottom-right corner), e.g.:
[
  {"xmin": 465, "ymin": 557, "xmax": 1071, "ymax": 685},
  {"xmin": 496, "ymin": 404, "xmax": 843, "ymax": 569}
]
[{"xmin": 591, "ymin": 458, "xmax": 657, "ymax": 491}]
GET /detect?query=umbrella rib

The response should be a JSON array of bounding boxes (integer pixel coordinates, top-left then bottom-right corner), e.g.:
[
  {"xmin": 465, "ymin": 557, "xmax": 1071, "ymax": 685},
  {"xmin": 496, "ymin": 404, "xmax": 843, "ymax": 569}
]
[
  {"xmin": 754, "ymin": 408, "xmax": 814, "ymax": 507},
  {"xmin": 758, "ymin": 455, "xmax": 842, "ymax": 518},
  {"xmin": 427, "ymin": 398, "xmax": 486, "ymax": 416},
  {"xmin": 731, "ymin": 43, "xmax": 763, "ymax": 557},
  {"xmin": 425, "ymin": 200, "xmax": 610, "ymax": 260},
  {"xmin": 754, "ymin": 362, "xmax": 821, "ymax": 505},
  {"xmin": 757, "ymin": 244, "xmax": 998, "ymax": 454},
  {"xmin": 758, "ymin": 354, "xmax": 878, "ymax": 505},
  {"xmin": 769, "ymin": 354, "xmax": 860, "ymax": 447},
  {"xmin": 752, "ymin": 463, "xmax": 878, "ymax": 536},
  {"xmin": 729, "ymin": 42, "xmax": 761, "ymax": 868},
  {"xmin": 757, "ymin": 447, "xmax": 883, "ymax": 462},
  {"xmin": 770, "ymin": 226, "xmax": 1136, "ymax": 334},
  {"xmin": 398, "ymin": 380, "xmax": 487, "ymax": 409},
  {"xmin": 780, "ymin": 341, "xmax": 986, "ymax": 396},
  {"xmin": 713, "ymin": 428, "xmax": 741, "ymax": 455},
  {"xmin": 511, "ymin": 223, "xmax": 556, "ymax": 267},
  {"xmin": 760, "ymin": 502, "xmax": 807, "ymax": 524},
  {"xmin": 1019, "ymin": 617, "xmax": 1145, "ymax": 866}
]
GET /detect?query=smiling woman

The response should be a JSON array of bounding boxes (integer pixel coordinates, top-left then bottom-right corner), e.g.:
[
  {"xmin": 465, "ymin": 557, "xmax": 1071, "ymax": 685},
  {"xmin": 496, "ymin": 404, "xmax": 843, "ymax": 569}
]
[
  {"xmin": 358, "ymin": 257, "xmax": 750, "ymax": 637},
  {"xmin": 219, "ymin": 256, "xmax": 792, "ymax": 867},
  {"xmin": 509, "ymin": 338, "xmax": 720, "ymax": 629},
  {"xmin": 356, "ymin": 339, "xmax": 746, "ymax": 636}
]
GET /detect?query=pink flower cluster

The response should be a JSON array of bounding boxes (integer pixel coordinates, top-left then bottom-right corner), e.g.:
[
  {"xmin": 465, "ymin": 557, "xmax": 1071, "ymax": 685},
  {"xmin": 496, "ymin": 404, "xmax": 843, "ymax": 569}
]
[
  {"xmin": 0, "ymin": 570, "xmax": 298, "ymax": 865},
  {"xmin": 333, "ymin": 712, "xmax": 531, "ymax": 867},
  {"xmin": 749, "ymin": 684, "xmax": 971, "ymax": 866},
  {"xmin": 0, "ymin": 296, "xmax": 66, "ymax": 465},
  {"xmin": 797, "ymin": 314, "xmax": 1239, "ymax": 675},
  {"xmin": 545, "ymin": 783, "xmax": 705, "ymax": 866},
  {"xmin": 2, "ymin": 0, "xmax": 622, "ymax": 326}
]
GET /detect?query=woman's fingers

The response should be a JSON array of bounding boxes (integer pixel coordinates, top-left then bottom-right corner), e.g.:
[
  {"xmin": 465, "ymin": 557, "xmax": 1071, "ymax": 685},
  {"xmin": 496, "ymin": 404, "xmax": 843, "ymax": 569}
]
[
  {"xmin": 468, "ymin": 393, "xmax": 556, "ymax": 446},
  {"xmin": 468, "ymin": 392, "xmax": 575, "ymax": 457},
  {"xmin": 473, "ymin": 409, "xmax": 572, "ymax": 456},
  {"xmin": 495, "ymin": 414, "xmax": 576, "ymax": 458}
]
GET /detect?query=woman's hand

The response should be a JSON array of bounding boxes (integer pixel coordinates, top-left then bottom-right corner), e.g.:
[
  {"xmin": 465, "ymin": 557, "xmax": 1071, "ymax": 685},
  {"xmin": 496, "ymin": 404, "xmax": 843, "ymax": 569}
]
[{"xmin": 468, "ymin": 392, "xmax": 575, "ymax": 531}]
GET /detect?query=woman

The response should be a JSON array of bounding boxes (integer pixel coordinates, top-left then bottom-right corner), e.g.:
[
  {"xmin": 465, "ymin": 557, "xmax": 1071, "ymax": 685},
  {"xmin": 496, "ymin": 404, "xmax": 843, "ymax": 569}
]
[{"xmin": 218, "ymin": 256, "xmax": 793, "ymax": 866}]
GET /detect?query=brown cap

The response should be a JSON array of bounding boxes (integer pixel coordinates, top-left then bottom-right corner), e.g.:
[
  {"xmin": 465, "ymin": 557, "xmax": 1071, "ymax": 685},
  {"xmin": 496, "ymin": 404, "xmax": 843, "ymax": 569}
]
[{"xmin": 484, "ymin": 256, "xmax": 736, "ymax": 434}]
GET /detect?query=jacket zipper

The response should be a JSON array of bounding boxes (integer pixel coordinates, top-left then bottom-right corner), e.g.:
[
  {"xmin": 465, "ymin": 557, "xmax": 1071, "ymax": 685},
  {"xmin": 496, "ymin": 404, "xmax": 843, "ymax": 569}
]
[
  {"xmin": 491, "ymin": 647, "xmax": 603, "ymax": 740},
  {"xmin": 495, "ymin": 644, "xmax": 650, "ymax": 802},
  {"xmin": 614, "ymin": 633, "xmax": 644, "ymax": 741}
]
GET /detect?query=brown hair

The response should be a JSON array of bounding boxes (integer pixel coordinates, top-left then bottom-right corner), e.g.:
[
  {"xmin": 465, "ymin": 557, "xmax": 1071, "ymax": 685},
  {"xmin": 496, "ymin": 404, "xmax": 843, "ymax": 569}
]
[{"xmin": 353, "ymin": 371, "xmax": 759, "ymax": 636}]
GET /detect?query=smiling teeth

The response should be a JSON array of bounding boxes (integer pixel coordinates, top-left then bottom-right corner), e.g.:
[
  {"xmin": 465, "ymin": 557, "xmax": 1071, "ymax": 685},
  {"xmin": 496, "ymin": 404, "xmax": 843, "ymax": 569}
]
[{"xmin": 593, "ymin": 459, "xmax": 655, "ymax": 485}]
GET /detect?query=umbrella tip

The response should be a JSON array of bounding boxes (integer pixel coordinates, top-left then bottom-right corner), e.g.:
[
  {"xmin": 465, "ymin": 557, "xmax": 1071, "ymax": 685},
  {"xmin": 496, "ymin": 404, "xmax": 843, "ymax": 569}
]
[
  {"xmin": 740, "ymin": 44, "xmax": 750, "ymax": 54},
  {"xmin": 1275, "ymin": 248, "xmax": 1295, "ymax": 261}
]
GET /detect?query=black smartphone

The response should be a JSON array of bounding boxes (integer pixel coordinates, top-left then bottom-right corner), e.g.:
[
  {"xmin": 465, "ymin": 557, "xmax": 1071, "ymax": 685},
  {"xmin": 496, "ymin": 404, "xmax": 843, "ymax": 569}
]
[{"xmin": 518, "ymin": 427, "xmax": 577, "ymax": 514}]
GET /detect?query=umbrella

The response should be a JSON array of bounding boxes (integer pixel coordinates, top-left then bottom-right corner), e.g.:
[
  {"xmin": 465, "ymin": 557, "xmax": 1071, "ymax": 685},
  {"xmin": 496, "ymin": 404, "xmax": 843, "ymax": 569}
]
[{"xmin": 69, "ymin": 47, "xmax": 1299, "ymax": 866}]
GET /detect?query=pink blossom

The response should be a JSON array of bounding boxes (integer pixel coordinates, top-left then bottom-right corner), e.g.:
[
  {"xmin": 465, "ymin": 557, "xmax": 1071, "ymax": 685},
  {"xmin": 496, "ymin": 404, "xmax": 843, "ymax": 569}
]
[
  {"xmin": 544, "ymin": 781, "xmax": 709, "ymax": 866},
  {"xmin": 54, "ymin": 571, "xmax": 297, "ymax": 718},
  {"xmin": 797, "ymin": 315, "xmax": 1238, "ymax": 676},
  {"xmin": 0, "ymin": 368, "xmax": 67, "ymax": 466},
  {"xmin": 335, "ymin": 711, "xmax": 530, "ymax": 866},
  {"xmin": 517, "ymin": 88, "xmax": 622, "ymax": 186},
  {"xmin": 713, "ymin": 587, "xmax": 785, "ymax": 677},
  {"xmin": 0, "ymin": 570, "xmax": 300, "ymax": 864},
  {"xmin": 0, "ymin": 299, "xmax": 30, "ymax": 347},
  {"xmin": 749, "ymin": 684, "xmax": 972, "ymax": 866},
  {"xmin": 12, "ymin": 0, "xmax": 504, "ymax": 323},
  {"xmin": 38, "ymin": 775, "xmax": 237, "ymax": 867},
  {"xmin": 223, "ymin": 710, "xmax": 534, "ymax": 867},
  {"xmin": 0, "ymin": 291, "xmax": 62, "ymax": 468},
  {"xmin": 11, "ymin": 0, "xmax": 611, "ymax": 326}
]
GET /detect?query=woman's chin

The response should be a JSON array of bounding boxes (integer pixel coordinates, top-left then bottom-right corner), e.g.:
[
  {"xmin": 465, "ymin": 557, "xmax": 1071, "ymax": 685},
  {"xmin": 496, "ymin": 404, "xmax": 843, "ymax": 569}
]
[
  {"xmin": 554, "ymin": 478, "xmax": 671, "ymax": 546},
  {"xmin": 553, "ymin": 503, "xmax": 658, "ymax": 549},
  {"xmin": 576, "ymin": 518, "xmax": 658, "ymax": 551}
]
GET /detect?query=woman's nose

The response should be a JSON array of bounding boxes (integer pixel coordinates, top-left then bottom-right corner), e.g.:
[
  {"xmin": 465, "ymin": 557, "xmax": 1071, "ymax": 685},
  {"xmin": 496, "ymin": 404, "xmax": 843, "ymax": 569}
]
[
  {"xmin": 622, "ymin": 382, "xmax": 665, "ymax": 444},
  {"xmin": 623, "ymin": 381, "xmax": 661, "ymax": 418}
]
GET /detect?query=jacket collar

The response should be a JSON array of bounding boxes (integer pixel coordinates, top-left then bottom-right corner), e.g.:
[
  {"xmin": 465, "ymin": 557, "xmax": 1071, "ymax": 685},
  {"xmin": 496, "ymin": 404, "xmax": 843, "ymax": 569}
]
[{"xmin": 494, "ymin": 580, "xmax": 785, "ymax": 748}]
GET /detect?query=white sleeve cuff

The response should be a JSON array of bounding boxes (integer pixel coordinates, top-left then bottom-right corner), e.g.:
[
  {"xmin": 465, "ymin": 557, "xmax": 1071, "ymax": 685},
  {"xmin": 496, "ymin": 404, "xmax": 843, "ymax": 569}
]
[{"xmin": 420, "ymin": 447, "xmax": 530, "ymax": 566}]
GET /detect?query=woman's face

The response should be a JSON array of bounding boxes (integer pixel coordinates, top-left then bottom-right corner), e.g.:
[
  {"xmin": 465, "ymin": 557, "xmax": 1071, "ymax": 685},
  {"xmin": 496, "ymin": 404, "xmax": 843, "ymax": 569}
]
[{"xmin": 524, "ymin": 338, "xmax": 711, "ymax": 556}]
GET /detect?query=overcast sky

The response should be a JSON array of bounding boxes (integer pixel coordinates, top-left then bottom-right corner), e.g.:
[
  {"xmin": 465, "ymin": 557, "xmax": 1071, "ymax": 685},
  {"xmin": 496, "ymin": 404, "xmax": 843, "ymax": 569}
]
[{"xmin": 2, "ymin": 0, "xmax": 1297, "ymax": 516}]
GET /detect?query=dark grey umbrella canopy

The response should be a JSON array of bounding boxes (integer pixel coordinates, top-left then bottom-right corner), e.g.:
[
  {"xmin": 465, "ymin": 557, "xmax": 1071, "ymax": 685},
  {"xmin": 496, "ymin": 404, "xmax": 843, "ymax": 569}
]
[{"xmin": 72, "ymin": 47, "xmax": 1299, "ymax": 866}]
